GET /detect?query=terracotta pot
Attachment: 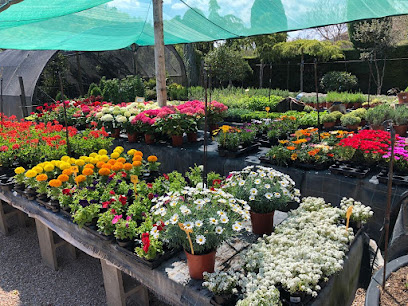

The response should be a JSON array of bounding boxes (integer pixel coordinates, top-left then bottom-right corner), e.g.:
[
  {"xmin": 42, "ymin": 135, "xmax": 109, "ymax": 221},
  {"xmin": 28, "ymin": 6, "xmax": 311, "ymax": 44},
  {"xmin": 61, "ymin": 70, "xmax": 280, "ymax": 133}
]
[
  {"xmin": 185, "ymin": 249, "xmax": 216, "ymax": 280},
  {"xmin": 127, "ymin": 132, "xmax": 138, "ymax": 143},
  {"xmin": 187, "ymin": 132, "xmax": 198, "ymax": 143},
  {"xmin": 111, "ymin": 128, "xmax": 120, "ymax": 138},
  {"xmin": 323, "ymin": 121, "xmax": 335, "ymax": 129},
  {"xmin": 346, "ymin": 124, "xmax": 359, "ymax": 130},
  {"xmin": 144, "ymin": 134, "xmax": 155, "ymax": 144},
  {"xmin": 354, "ymin": 102, "xmax": 362, "ymax": 109},
  {"xmin": 397, "ymin": 92, "xmax": 408, "ymax": 104},
  {"xmin": 171, "ymin": 135, "xmax": 183, "ymax": 147},
  {"xmin": 326, "ymin": 102, "xmax": 333, "ymax": 109},
  {"xmin": 370, "ymin": 124, "xmax": 385, "ymax": 131},
  {"xmin": 393, "ymin": 124, "xmax": 408, "ymax": 137},
  {"xmin": 250, "ymin": 211, "xmax": 275, "ymax": 235}
]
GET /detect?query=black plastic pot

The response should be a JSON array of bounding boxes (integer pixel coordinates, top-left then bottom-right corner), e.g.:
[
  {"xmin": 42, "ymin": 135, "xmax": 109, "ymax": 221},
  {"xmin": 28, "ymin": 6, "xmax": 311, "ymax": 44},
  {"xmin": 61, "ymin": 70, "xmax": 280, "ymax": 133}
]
[{"xmin": 365, "ymin": 255, "xmax": 408, "ymax": 306}]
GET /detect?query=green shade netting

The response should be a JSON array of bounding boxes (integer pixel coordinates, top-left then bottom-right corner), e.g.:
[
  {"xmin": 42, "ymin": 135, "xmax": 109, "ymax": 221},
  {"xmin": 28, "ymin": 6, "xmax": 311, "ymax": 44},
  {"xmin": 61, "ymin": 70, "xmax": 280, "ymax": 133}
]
[{"xmin": 0, "ymin": 0, "xmax": 408, "ymax": 50}]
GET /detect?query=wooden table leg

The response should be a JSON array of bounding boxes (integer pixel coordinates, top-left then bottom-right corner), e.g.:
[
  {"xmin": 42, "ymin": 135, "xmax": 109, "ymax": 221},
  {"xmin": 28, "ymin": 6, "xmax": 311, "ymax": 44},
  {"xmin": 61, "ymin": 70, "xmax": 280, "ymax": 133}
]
[
  {"xmin": 100, "ymin": 259, "xmax": 149, "ymax": 306},
  {"xmin": 35, "ymin": 219, "xmax": 58, "ymax": 271},
  {"xmin": 0, "ymin": 200, "xmax": 9, "ymax": 236}
]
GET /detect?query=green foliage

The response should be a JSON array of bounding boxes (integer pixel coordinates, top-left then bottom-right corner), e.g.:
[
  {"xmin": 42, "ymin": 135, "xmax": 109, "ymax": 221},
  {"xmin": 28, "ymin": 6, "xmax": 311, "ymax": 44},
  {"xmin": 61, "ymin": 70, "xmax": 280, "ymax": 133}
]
[
  {"xmin": 366, "ymin": 104, "xmax": 394, "ymax": 125},
  {"xmin": 97, "ymin": 211, "xmax": 115, "ymax": 236},
  {"xmin": 205, "ymin": 45, "xmax": 252, "ymax": 84},
  {"xmin": 392, "ymin": 106, "xmax": 408, "ymax": 125},
  {"xmin": 330, "ymin": 111, "xmax": 343, "ymax": 120},
  {"xmin": 246, "ymin": 95, "xmax": 282, "ymax": 111},
  {"xmin": 168, "ymin": 83, "xmax": 188, "ymax": 101},
  {"xmin": 340, "ymin": 114, "xmax": 361, "ymax": 126},
  {"xmin": 99, "ymin": 75, "xmax": 145, "ymax": 103},
  {"xmin": 250, "ymin": 33, "xmax": 288, "ymax": 62},
  {"xmin": 320, "ymin": 71, "xmax": 358, "ymax": 92},
  {"xmin": 90, "ymin": 86, "xmax": 102, "ymax": 97},
  {"xmin": 326, "ymin": 92, "xmax": 366, "ymax": 104},
  {"xmin": 266, "ymin": 146, "xmax": 291, "ymax": 167},
  {"xmin": 114, "ymin": 218, "xmax": 137, "ymax": 240},
  {"xmin": 321, "ymin": 113, "xmax": 336, "ymax": 123},
  {"xmin": 350, "ymin": 108, "xmax": 367, "ymax": 119},
  {"xmin": 73, "ymin": 204, "xmax": 101, "ymax": 228}
]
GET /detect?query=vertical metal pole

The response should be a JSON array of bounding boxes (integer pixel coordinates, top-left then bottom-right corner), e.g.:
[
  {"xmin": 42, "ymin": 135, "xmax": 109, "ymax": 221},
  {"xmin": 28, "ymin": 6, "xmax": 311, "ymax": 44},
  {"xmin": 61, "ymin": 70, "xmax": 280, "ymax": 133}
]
[
  {"xmin": 314, "ymin": 59, "xmax": 321, "ymax": 142},
  {"xmin": 300, "ymin": 53, "xmax": 304, "ymax": 92},
  {"xmin": 268, "ymin": 64, "xmax": 272, "ymax": 103},
  {"xmin": 0, "ymin": 76, "xmax": 3, "ymax": 125},
  {"xmin": 287, "ymin": 61, "xmax": 290, "ymax": 91},
  {"xmin": 76, "ymin": 51, "xmax": 84, "ymax": 96},
  {"xmin": 209, "ymin": 66, "xmax": 212, "ymax": 103},
  {"xmin": 367, "ymin": 58, "xmax": 372, "ymax": 107},
  {"xmin": 382, "ymin": 121, "xmax": 395, "ymax": 289},
  {"xmin": 18, "ymin": 76, "xmax": 28, "ymax": 117},
  {"xmin": 58, "ymin": 72, "xmax": 71, "ymax": 157},
  {"xmin": 202, "ymin": 62, "xmax": 208, "ymax": 187},
  {"xmin": 259, "ymin": 59, "xmax": 264, "ymax": 89}
]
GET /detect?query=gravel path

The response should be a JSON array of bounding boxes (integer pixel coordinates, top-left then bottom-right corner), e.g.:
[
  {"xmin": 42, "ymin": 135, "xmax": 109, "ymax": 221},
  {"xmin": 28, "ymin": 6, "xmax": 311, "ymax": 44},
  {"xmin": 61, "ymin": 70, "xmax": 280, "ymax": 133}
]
[{"xmin": 0, "ymin": 215, "xmax": 167, "ymax": 306}]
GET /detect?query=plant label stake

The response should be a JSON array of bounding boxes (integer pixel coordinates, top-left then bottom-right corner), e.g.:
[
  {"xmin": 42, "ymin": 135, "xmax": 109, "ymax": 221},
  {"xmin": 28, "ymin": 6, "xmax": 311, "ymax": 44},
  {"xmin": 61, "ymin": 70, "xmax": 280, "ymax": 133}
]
[
  {"xmin": 345, "ymin": 206, "xmax": 353, "ymax": 230},
  {"xmin": 178, "ymin": 222, "xmax": 194, "ymax": 255},
  {"xmin": 130, "ymin": 175, "xmax": 138, "ymax": 195}
]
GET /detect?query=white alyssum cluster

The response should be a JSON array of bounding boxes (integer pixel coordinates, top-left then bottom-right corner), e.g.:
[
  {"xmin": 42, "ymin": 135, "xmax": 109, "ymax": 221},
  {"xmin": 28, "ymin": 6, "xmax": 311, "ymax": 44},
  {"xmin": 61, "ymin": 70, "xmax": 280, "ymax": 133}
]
[
  {"xmin": 339, "ymin": 197, "xmax": 374, "ymax": 223},
  {"xmin": 202, "ymin": 270, "xmax": 242, "ymax": 295}
]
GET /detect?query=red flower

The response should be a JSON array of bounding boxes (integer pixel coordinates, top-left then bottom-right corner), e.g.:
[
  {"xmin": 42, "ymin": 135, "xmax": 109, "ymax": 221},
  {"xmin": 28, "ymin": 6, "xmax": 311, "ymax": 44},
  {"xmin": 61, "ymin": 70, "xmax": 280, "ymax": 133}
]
[
  {"xmin": 147, "ymin": 183, "xmax": 153, "ymax": 188},
  {"xmin": 110, "ymin": 190, "xmax": 115, "ymax": 195},
  {"xmin": 110, "ymin": 209, "xmax": 116, "ymax": 215},
  {"xmin": 12, "ymin": 144, "xmax": 20, "ymax": 150},
  {"xmin": 102, "ymin": 201, "xmax": 110, "ymax": 209},
  {"xmin": 148, "ymin": 193, "xmax": 154, "ymax": 200},
  {"xmin": 141, "ymin": 233, "xmax": 150, "ymax": 253},
  {"xmin": 163, "ymin": 174, "xmax": 169, "ymax": 180},
  {"xmin": 0, "ymin": 145, "xmax": 8, "ymax": 152},
  {"xmin": 119, "ymin": 195, "xmax": 127, "ymax": 206},
  {"xmin": 62, "ymin": 189, "xmax": 71, "ymax": 195}
]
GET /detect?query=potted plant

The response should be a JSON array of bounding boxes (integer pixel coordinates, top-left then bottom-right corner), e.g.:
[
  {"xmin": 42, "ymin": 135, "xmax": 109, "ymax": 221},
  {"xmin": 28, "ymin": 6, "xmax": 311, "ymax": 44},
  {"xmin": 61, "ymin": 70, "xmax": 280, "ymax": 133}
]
[
  {"xmin": 350, "ymin": 108, "xmax": 367, "ymax": 126},
  {"xmin": 156, "ymin": 112, "xmax": 187, "ymax": 147},
  {"xmin": 213, "ymin": 125, "xmax": 241, "ymax": 153},
  {"xmin": 330, "ymin": 110, "xmax": 343, "ymax": 126},
  {"xmin": 366, "ymin": 104, "xmax": 393, "ymax": 130},
  {"xmin": 392, "ymin": 106, "xmax": 408, "ymax": 136},
  {"xmin": 72, "ymin": 202, "xmax": 101, "ymax": 228},
  {"xmin": 339, "ymin": 197, "xmax": 373, "ymax": 233},
  {"xmin": 207, "ymin": 101, "xmax": 228, "ymax": 132},
  {"xmin": 122, "ymin": 115, "xmax": 139, "ymax": 142},
  {"xmin": 223, "ymin": 165, "xmax": 300, "ymax": 235},
  {"xmin": 13, "ymin": 167, "xmax": 26, "ymax": 191},
  {"xmin": 131, "ymin": 109, "xmax": 160, "ymax": 144},
  {"xmin": 151, "ymin": 186, "xmax": 250, "ymax": 279},
  {"xmin": 340, "ymin": 114, "xmax": 361, "ymax": 130},
  {"xmin": 321, "ymin": 113, "xmax": 336, "ymax": 129},
  {"xmin": 113, "ymin": 215, "xmax": 137, "ymax": 248},
  {"xmin": 397, "ymin": 86, "xmax": 408, "ymax": 104}
]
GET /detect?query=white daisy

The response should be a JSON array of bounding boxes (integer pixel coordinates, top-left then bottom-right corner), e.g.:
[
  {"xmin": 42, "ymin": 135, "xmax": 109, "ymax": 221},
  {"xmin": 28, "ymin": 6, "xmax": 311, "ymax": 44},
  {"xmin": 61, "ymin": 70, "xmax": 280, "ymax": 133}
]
[
  {"xmin": 249, "ymin": 195, "xmax": 255, "ymax": 201},
  {"xmin": 194, "ymin": 199, "xmax": 204, "ymax": 205},
  {"xmin": 264, "ymin": 184, "xmax": 271, "ymax": 189},
  {"xmin": 196, "ymin": 203, "xmax": 203, "ymax": 210},
  {"xmin": 239, "ymin": 180, "xmax": 245, "ymax": 186},
  {"xmin": 158, "ymin": 207, "xmax": 167, "ymax": 216},
  {"xmin": 220, "ymin": 216, "xmax": 229, "ymax": 223},
  {"xmin": 170, "ymin": 201, "xmax": 177, "ymax": 207},
  {"xmin": 254, "ymin": 178, "xmax": 261, "ymax": 185},
  {"xmin": 231, "ymin": 182, "xmax": 237, "ymax": 186},
  {"xmin": 265, "ymin": 193, "xmax": 273, "ymax": 200},
  {"xmin": 215, "ymin": 226, "xmax": 224, "ymax": 234},
  {"xmin": 170, "ymin": 214, "xmax": 179, "ymax": 224},
  {"xmin": 274, "ymin": 192, "xmax": 281, "ymax": 198},
  {"xmin": 182, "ymin": 208, "xmax": 191, "ymax": 215},
  {"xmin": 184, "ymin": 221, "xmax": 194, "ymax": 230},
  {"xmin": 218, "ymin": 199, "xmax": 227, "ymax": 204},
  {"xmin": 152, "ymin": 232, "xmax": 159, "ymax": 239},
  {"xmin": 209, "ymin": 217, "xmax": 218, "ymax": 225},
  {"xmin": 195, "ymin": 220, "xmax": 203, "ymax": 227},
  {"xmin": 196, "ymin": 235, "xmax": 206, "ymax": 245},
  {"xmin": 232, "ymin": 222, "xmax": 242, "ymax": 231},
  {"xmin": 259, "ymin": 172, "xmax": 266, "ymax": 177},
  {"xmin": 250, "ymin": 188, "xmax": 258, "ymax": 195},
  {"xmin": 217, "ymin": 211, "xmax": 226, "ymax": 216}
]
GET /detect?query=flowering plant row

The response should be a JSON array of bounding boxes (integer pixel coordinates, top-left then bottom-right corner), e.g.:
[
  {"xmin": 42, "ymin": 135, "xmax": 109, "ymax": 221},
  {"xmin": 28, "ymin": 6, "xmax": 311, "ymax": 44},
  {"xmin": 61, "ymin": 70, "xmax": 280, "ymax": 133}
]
[
  {"xmin": 203, "ymin": 196, "xmax": 373, "ymax": 304},
  {"xmin": 0, "ymin": 115, "xmax": 111, "ymax": 168}
]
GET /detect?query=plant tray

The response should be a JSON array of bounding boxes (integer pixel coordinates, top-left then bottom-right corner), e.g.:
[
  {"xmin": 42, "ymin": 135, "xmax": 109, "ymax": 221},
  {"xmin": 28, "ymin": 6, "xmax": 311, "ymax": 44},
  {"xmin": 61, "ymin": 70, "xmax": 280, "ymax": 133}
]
[
  {"xmin": 218, "ymin": 143, "xmax": 259, "ymax": 158},
  {"xmin": 329, "ymin": 162, "xmax": 370, "ymax": 179},
  {"xmin": 114, "ymin": 244, "xmax": 181, "ymax": 269},
  {"xmin": 293, "ymin": 161, "xmax": 332, "ymax": 171},
  {"xmin": 59, "ymin": 208, "xmax": 74, "ymax": 221},
  {"xmin": 82, "ymin": 224, "xmax": 113, "ymax": 241},
  {"xmin": 377, "ymin": 169, "xmax": 408, "ymax": 187}
]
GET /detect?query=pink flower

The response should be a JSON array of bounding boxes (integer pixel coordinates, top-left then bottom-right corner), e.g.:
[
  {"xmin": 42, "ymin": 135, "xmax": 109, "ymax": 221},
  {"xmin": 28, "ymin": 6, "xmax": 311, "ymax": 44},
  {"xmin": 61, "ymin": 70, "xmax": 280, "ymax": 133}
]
[{"xmin": 112, "ymin": 214, "xmax": 122, "ymax": 225}]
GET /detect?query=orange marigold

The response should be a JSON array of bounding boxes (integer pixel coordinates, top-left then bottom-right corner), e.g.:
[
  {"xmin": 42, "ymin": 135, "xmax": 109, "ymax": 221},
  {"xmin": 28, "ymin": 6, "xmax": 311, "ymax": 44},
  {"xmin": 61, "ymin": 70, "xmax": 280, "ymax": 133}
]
[
  {"xmin": 58, "ymin": 174, "xmax": 69, "ymax": 182},
  {"xmin": 49, "ymin": 179, "xmax": 62, "ymax": 188},
  {"xmin": 75, "ymin": 175, "xmax": 87, "ymax": 183},
  {"xmin": 133, "ymin": 155, "xmax": 143, "ymax": 162},
  {"xmin": 132, "ymin": 161, "xmax": 142, "ymax": 167},
  {"xmin": 102, "ymin": 164, "xmax": 112, "ymax": 170},
  {"xmin": 117, "ymin": 157, "xmax": 126, "ymax": 164},
  {"xmin": 36, "ymin": 174, "xmax": 48, "ymax": 182},
  {"xmin": 134, "ymin": 150, "xmax": 143, "ymax": 157},
  {"xmin": 70, "ymin": 166, "xmax": 79, "ymax": 173},
  {"xmin": 62, "ymin": 169, "xmax": 73, "ymax": 176},
  {"xmin": 291, "ymin": 153, "xmax": 298, "ymax": 161},
  {"xmin": 123, "ymin": 163, "xmax": 133, "ymax": 171},
  {"xmin": 108, "ymin": 159, "xmax": 117, "ymax": 165},
  {"xmin": 286, "ymin": 146, "xmax": 296, "ymax": 151},
  {"xmin": 82, "ymin": 168, "xmax": 94, "ymax": 176},
  {"xmin": 147, "ymin": 155, "xmax": 158, "ymax": 163},
  {"xmin": 99, "ymin": 168, "xmax": 111, "ymax": 176},
  {"xmin": 96, "ymin": 161, "xmax": 105, "ymax": 169},
  {"xmin": 112, "ymin": 162, "xmax": 124, "ymax": 172},
  {"xmin": 84, "ymin": 164, "xmax": 95, "ymax": 169}
]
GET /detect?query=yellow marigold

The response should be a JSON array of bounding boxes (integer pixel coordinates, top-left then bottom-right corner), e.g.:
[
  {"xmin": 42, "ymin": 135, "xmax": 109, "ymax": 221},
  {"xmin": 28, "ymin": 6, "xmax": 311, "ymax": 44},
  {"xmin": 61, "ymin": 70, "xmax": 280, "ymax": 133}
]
[
  {"xmin": 62, "ymin": 169, "xmax": 73, "ymax": 176},
  {"xmin": 98, "ymin": 168, "xmax": 111, "ymax": 176},
  {"xmin": 127, "ymin": 149, "xmax": 136, "ymax": 156},
  {"xmin": 36, "ymin": 174, "xmax": 48, "ymax": 182},
  {"xmin": 57, "ymin": 174, "xmax": 69, "ymax": 182},
  {"xmin": 112, "ymin": 162, "xmax": 124, "ymax": 172},
  {"xmin": 98, "ymin": 149, "xmax": 108, "ymax": 156},
  {"xmin": 114, "ymin": 146, "xmax": 124, "ymax": 153},
  {"xmin": 123, "ymin": 163, "xmax": 133, "ymax": 171},
  {"xmin": 59, "ymin": 162, "xmax": 71, "ymax": 170},
  {"xmin": 50, "ymin": 160, "xmax": 57, "ymax": 166},
  {"xmin": 147, "ymin": 155, "xmax": 158, "ymax": 163},
  {"xmin": 70, "ymin": 158, "xmax": 76, "ymax": 164},
  {"xmin": 82, "ymin": 168, "xmax": 94, "ymax": 176},
  {"xmin": 291, "ymin": 153, "xmax": 298, "ymax": 161},
  {"xmin": 75, "ymin": 159, "xmax": 85, "ymax": 167},
  {"xmin": 75, "ymin": 175, "xmax": 86, "ymax": 183},
  {"xmin": 89, "ymin": 158, "xmax": 97, "ymax": 164},
  {"xmin": 100, "ymin": 155, "xmax": 109, "ymax": 162},
  {"xmin": 54, "ymin": 161, "xmax": 61, "ymax": 168},
  {"xmin": 89, "ymin": 152, "xmax": 97, "ymax": 158},
  {"xmin": 79, "ymin": 156, "xmax": 88, "ymax": 160},
  {"xmin": 132, "ymin": 161, "xmax": 142, "ymax": 167},
  {"xmin": 111, "ymin": 152, "xmax": 120, "ymax": 159},
  {"xmin": 134, "ymin": 150, "xmax": 143, "ymax": 157},
  {"xmin": 49, "ymin": 179, "xmax": 62, "ymax": 188},
  {"xmin": 133, "ymin": 155, "xmax": 143, "ymax": 162},
  {"xmin": 61, "ymin": 156, "xmax": 70, "ymax": 162},
  {"xmin": 14, "ymin": 167, "xmax": 25, "ymax": 174},
  {"xmin": 43, "ymin": 164, "xmax": 55, "ymax": 172},
  {"xmin": 96, "ymin": 161, "xmax": 105, "ymax": 169},
  {"xmin": 84, "ymin": 164, "xmax": 94, "ymax": 169},
  {"xmin": 25, "ymin": 170, "xmax": 37, "ymax": 178},
  {"xmin": 117, "ymin": 157, "xmax": 126, "ymax": 164},
  {"xmin": 33, "ymin": 166, "xmax": 43, "ymax": 174}
]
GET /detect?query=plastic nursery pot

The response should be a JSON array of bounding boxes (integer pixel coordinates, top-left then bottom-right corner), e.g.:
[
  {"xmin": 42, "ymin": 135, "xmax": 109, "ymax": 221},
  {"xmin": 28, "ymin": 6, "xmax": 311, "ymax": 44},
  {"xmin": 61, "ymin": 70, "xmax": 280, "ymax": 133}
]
[
  {"xmin": 250, "ymin": 211, "xmax": 275, "ymax": 235},
  {"xmin": 171, "ymin": 135, "xmax": 183, "ymax": 147},
  {"xmin": 370, "ymin": 124, "xmax": 385, "ymax": 131},
  {"xmin": 187, "ymin": 132, "xmax": 198, "ymax": 143},
  {"xmin": 127, "ymin": 132, "xmax": 138, "ymax": 143},
  {"xmin": 365, "ymin": 255, "xmax": 408, "ymax": 306},
  {"xmin": 116, "ymin": 238, "xmax": 134, "ymax": 249},
  {"xmin": 393, "ymin": 124, "xmax": 408, "ymax": 137},
  {"xmin": 185, "ymin": 249, "xmax": 216, "ymax": 280},
  {"xmin": 111, "ymin": 128, "xmax": 121, "ymax": 139},
  {"xmin": 323, "ymin": 122, "xmax": 336, "ymax": 129},
  {"xmin": 144, "ymin": 134, "xmax": 155, "ymax": 144},
  {"xmin": 346, "ymin": 124, "xmax": 359, "ymax": 130},
  {"xmin": 397, "ymin": 92, "xmax": 408, "ymax": 104}
]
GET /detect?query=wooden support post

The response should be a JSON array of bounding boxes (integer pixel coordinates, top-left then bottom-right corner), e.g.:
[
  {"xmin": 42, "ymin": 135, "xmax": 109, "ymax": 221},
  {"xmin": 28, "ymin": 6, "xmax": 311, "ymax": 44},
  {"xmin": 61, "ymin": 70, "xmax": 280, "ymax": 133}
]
[
  {"xmin": 100, "ymin": 259, "xmax": 149, "ymax": 306},
  {"xmin": 153, "ymin": 0, "xmax": 167, "ymax": 107},
  {"xmin": 35, "ymin": 219, "xmax": 58, "ymax": 271},
  {"xmin": 0, "ymin": 200, "xmax": 9, "ymax": 235}
]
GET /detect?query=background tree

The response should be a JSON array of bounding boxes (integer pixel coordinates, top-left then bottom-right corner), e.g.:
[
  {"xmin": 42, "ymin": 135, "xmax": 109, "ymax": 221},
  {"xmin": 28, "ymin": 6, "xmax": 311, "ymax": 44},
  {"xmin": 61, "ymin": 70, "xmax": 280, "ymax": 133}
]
[
  {"xmin": 204, "ymin": 45, "xmax": 252, "ymax": 87},
  {"xmin": 272, "ymin": 39, "xmax": 344, "ymax": 92},
  {"xmin": 349, "ymin": 17, "xmax": 396, "ymax": 94},
  {"xmin": 313, "ymin": 24, "xmax": 348, "ymax": 42}
]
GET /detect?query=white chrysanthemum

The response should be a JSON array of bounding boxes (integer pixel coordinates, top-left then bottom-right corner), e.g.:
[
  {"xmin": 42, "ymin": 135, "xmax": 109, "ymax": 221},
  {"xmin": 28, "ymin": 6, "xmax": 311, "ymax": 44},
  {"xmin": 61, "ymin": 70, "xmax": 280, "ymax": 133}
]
[
  {"xmin": 170, "ymin": 214, "xmax": 179, "ymax": 224},
  {"xmin": 265, "ymin": 193, "xmax": 273, "ymax": 200},
  {"xmin": 196, "ymin": 235, "xmax": 206, "ymax": 245},
  {"xmin": 217, "ymin": 211, "xmax": 226, "ymax": 216},
  {"xmin": 195, "ymin": 220, "xmax": 203, "ymax": 227},
  {"xmin": 232, "ymin": 222, "xmax": 242, "ymax": 231},
  {"xmin": 194, "ymin": 199, "xmax": 204, "ymax": 205},
  {"xmin": 250, "ymin": 188, "xmax": 258, "ymax": 195},
  {"xmin": 215, "ymin": 226, "xmax": 224, "ymax": 234},
  {"xmin": 220, "ymin": 216, "xmax": 229, "ymax": 224},
  {"xmin": 254, "ymin": 179, "xmax": 261, "ymax": 185},
  {"xmin": 249, "ymin": 195, "xmax": 255, "ymax": 201},
  {"xmin": 209, "ymin": 217, "xmax": 218, "ymax": 225},
  {"xmin": 239, "ymin": 180, "xmax": 245, "ymax": 186},
  {"xmin": 274, "ymin": 192, "xmax": 281, "ymax": 198},
  {"xmin": 264, "ymin": 184, "xmax": 271, "ymax": 189},
  {"xmin": 184, "ymin": 221, "xmax": 194, "ymax": 230}
]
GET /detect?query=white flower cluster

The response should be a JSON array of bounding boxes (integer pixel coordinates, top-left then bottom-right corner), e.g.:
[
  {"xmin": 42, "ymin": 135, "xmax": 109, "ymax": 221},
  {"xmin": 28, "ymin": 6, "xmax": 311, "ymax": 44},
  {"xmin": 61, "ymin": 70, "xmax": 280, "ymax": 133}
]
[
  {"xmin": 203, "ymin": 197, "xmax": 355, "ymax": 302},
  {"xmin": 339, "ymin": 197, "xmax": 374, "ymax": 224},
  {"xmin": 96, "ymin": 102, "xmax": 159, "ymax": 124},
  {"xmin": 236, "ymin": 286, "xmax": 281, "ymax": 306},
  {"xmin": 202, "ymin": 270, "xmax": 242, "ymax": 295}
]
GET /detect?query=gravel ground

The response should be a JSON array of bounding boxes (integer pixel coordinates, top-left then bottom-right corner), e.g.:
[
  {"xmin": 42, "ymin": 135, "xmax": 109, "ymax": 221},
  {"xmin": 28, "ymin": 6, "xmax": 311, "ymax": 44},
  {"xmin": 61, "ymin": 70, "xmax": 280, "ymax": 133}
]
[
  {"xmin": 351, "ymin": 288, "xmax": 366, "ymax": 306},
  {"xmin": 0, "ymin": 215, "xmax": 167, "ymax": 306}
]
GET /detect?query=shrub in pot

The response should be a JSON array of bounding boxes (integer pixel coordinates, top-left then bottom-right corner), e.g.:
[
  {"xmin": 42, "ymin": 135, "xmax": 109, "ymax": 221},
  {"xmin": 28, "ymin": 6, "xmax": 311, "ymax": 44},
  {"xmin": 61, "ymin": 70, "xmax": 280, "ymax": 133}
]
[
  {"xmin": 151, "ymin": 187, "xmax": 250, "ymax": 279},
  {"xmin": 366, "ymin": 104, "xmax": 393, "ymax": 130},
  {"xmin": 223, "ymin": 165, "xmax": 300, "ymax": 235},
  {"xmin": 340, "ymin": 114, "xmax": 361, "ymax": 130},
  {"xmin": 320, "ymin": 71, "xmax": 358, "ymax": 93},
  {"xmin": 321, "ymin": 113, "xmax": 336, "ymax": 128},
  {"xmin": 392, "ymin": 106, "xmax": 408, "ymax": 136}
]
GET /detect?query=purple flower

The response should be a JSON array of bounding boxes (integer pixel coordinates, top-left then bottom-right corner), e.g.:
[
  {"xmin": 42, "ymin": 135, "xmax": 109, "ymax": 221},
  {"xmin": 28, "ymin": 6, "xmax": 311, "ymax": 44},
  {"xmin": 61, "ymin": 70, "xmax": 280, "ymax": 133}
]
[
  {"xmin": 90, "ymin": 199, "xmax": 98, "ymax": 204},
  {"xmin": 127, "ymin": 189, "xmax": 133, "ymax": 197},
  {"xmin": 125, "ymin": 223, "xmax": 129, "ymax": 228},
  {"xmin": 79, "ymin": 200, "xmax": 89, "ymax": 207}
]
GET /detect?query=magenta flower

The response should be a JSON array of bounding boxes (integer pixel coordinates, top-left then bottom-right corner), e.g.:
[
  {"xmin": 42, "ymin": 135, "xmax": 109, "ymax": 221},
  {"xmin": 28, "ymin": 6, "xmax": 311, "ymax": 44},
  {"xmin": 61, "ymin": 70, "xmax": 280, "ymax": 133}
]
[{"xmin": 112, "ymin": 214, "xmax": 122, "ymax": 225}]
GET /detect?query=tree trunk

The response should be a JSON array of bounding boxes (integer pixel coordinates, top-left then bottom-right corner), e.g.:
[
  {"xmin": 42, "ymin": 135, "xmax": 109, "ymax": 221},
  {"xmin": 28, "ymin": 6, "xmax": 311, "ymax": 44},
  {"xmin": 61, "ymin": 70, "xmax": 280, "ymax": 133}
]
[
  {"xmin": 152, "ymin": 0, "xmax": 167, "ymax": 107},
  {"xmin": 183, "ymin": 43, "xmax": 199, "ymax": 86},
  {"xmin": 259, "ymin": 59, "xmax": 264, "ymax": 88}
]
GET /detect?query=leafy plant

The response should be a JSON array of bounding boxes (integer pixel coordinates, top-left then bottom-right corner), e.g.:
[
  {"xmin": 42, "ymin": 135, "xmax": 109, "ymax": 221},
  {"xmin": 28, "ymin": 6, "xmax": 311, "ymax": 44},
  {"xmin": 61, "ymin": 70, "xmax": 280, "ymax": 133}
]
[
  {"xmin": 320, "ymin": 71, "xmax": 358, "ymax": 92},
  {"xmin": 392, "ymin": 106, "xmax": 408, "ymax": 125},
  {"xmin": 340, "ymin": 115, "xmax": 361, "ymax": 127},
  {"xmin": 321, "ymin": 113, "xmax": 336, "ymax": 123},
  {"xmin": 365, "ymin": 104, "xmax": 393, "ymax": 125}
]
